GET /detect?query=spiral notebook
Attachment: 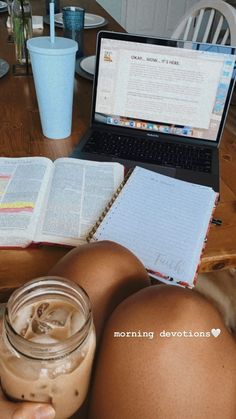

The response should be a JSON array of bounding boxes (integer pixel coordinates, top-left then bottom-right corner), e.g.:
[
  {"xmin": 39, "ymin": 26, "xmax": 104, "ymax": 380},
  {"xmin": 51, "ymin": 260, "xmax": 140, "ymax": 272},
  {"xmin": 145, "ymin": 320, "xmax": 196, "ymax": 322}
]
[{"xmin": 87, "ymin": 166, "xmax": 218, "ymax": 288}]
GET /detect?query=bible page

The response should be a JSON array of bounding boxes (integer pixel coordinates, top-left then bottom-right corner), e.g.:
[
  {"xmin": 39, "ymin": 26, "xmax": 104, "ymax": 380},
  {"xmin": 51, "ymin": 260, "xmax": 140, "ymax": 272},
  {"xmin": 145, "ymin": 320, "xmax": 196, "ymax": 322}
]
[
  {"xmin": 35, "ymin": 158, "xmax": 124, "ymax": 246},
  {"xmin": 91, "ymin": 166, "xmax": 217, "ymax": 286},
  {"xmin": 0, "ymin": 157, "xmax": 53, "ymax": 247}
]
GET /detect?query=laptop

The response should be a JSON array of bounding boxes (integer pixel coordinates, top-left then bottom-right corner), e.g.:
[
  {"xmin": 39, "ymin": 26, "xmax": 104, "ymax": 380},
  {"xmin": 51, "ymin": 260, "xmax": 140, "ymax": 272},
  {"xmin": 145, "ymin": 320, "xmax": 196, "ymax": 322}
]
[{"xmin": 72, "ymin": 31, "xmax": 236, "ymax": 192}]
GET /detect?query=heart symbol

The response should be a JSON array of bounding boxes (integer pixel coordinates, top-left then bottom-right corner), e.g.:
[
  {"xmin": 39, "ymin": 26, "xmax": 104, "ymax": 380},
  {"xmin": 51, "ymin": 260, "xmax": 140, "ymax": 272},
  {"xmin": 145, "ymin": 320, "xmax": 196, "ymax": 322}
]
[{"xmin": 211, "ymin": 328, "xmax": 221, "ymax": 337}]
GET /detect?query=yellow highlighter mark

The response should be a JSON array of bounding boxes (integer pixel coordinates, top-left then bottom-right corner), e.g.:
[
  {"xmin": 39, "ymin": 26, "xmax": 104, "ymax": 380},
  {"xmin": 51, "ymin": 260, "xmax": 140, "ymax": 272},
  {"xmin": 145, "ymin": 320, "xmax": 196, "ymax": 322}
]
[{"xmin": 0, "ymin": 202, "xmax": 35, "ymax": 213}]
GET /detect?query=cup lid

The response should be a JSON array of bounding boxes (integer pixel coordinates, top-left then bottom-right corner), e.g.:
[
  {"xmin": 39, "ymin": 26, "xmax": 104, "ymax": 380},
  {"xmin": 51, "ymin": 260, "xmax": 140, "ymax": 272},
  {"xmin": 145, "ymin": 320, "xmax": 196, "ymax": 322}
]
[{"xmin": 27, "ymin": 36, "xmax": 78, "ymax": 55}]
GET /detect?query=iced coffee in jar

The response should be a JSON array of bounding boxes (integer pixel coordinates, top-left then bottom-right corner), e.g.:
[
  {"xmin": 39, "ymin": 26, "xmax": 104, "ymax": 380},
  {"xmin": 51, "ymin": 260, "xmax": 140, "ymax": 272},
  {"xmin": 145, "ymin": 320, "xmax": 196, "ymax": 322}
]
[{"xmin": 0, "ymin": 277, "xmax": 96, "ymax": 419}]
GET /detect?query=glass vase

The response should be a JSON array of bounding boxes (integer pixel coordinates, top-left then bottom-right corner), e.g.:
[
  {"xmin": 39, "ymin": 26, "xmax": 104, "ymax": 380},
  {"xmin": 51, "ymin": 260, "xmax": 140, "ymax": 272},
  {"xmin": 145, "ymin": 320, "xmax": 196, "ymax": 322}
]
[
  {"xmin": 6, "ymin": 0, "xmax": 14, "ymax": 33},
  {"xmin": 12, "ymin": 0, "xmax": 32, "ymax": 65}
]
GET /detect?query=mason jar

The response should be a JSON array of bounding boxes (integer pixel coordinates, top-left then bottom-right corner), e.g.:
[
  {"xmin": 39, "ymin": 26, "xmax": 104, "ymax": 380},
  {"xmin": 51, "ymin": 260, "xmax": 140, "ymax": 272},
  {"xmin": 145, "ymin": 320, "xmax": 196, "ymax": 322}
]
[{"xmin": 0, "ymin": 277, "xmax": 96, "ymax": 419}]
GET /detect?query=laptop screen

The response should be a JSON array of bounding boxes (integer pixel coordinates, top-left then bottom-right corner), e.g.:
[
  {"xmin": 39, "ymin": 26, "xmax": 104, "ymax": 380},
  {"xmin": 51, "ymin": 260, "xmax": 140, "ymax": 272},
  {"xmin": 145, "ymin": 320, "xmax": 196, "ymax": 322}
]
[{"xmin": 92, "ymin": 32, "xmax": 236, "ymax": 144}]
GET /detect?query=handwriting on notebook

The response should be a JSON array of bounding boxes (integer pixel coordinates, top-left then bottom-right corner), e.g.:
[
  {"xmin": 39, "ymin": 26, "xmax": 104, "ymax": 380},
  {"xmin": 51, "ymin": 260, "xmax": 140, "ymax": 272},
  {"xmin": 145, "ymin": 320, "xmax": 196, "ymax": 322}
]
[{"xmin": 154, "ymin": 252, "xmax": 185, "ymax": 275}]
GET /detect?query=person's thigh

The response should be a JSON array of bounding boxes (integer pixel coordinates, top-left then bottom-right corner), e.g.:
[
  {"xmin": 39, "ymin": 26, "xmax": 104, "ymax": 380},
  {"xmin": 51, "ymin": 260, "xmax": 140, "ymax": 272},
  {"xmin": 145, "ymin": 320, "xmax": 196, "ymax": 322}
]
[
  {"xmin": 89, "ymin": 285, "xmax": 236, "ymax": 419},
  {"xmin": 48, "ymin": 241, "xmax": 150, "ymax": 419},
  {"xmin": 0, "ymin": 242, "xmax": 149, "ymax": 419}
]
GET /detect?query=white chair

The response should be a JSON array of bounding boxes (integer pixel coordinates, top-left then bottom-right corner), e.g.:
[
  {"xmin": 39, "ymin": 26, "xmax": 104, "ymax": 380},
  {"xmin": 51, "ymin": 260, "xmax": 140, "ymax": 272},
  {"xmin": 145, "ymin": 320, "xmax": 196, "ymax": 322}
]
[{"xmin": 171, "ymin": 0, "xmax": 236, "ymax": 45}]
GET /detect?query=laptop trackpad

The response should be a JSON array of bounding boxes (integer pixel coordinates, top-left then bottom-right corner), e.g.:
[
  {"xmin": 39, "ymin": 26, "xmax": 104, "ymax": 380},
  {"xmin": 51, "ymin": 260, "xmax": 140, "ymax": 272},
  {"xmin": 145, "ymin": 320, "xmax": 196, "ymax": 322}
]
[
  {"xmin": 146, "ymin": 164, "xmax": 176, "ymax": 177},
  {"xmin": 114, "ymin": 158, "xmax": 176, "ymax": 178}
]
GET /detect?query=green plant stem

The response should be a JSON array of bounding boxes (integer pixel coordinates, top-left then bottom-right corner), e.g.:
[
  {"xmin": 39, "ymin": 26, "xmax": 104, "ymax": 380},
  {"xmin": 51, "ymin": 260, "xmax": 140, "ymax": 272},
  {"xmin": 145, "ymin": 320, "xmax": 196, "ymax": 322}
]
[{"xmin": 19, "ymin": 0, "xmax": 29, "ymax": 71}]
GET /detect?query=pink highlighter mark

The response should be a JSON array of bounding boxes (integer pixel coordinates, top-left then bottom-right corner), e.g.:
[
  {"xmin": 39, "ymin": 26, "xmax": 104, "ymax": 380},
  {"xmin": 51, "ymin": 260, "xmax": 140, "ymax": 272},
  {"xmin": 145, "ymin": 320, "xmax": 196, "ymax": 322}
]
[{"xmin": 0, "ymin": 207, "xmax": 34, "ymax": 213}]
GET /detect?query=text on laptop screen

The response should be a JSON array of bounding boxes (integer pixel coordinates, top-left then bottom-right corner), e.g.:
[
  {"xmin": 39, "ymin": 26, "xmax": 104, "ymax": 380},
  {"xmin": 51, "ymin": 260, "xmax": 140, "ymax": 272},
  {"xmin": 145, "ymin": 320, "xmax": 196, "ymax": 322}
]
[{"xmin": 94, "ymin": 38, "xmax": 235, "ymax": 142}]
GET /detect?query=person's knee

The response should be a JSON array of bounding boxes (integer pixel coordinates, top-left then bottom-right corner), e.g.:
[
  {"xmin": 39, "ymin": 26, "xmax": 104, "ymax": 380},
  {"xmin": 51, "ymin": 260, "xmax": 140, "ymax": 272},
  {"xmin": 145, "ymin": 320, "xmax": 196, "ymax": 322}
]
[
  {"xmin": 100, "ymin": 283, "xmax": 236, "ymax": 370},
  {"xmin": 107, "ymin": 284, "xmax": 224, "ymax": 334},
  {"xmin": 81, "ymin": 240, "xmax": 149, "ymax": 279},
  {"xmin": 50, "ymin": 240, "xmax": 149, "ymax": 283},
  {"xmin": 103, "ymin": 284, "xmax": 236, "ymax": 381},
  {"xmin": 90, "ymin": 285, "xmax": 236, "ymax": 419}
]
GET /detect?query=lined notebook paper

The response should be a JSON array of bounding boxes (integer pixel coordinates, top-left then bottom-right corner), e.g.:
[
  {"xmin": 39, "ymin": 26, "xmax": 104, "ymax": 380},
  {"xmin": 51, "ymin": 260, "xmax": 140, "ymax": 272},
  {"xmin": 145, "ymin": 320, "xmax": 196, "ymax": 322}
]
[{"xmin": 88, "ymin": 167, "xmax": 218, "ymax": 287}]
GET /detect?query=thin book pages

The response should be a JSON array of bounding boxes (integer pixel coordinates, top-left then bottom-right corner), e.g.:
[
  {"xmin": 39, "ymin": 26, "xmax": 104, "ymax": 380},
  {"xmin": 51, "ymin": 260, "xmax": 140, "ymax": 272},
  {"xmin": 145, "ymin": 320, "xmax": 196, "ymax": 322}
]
[{"xmin": 0, "ymin": 157, "xmax": 124, "ymax": 248}]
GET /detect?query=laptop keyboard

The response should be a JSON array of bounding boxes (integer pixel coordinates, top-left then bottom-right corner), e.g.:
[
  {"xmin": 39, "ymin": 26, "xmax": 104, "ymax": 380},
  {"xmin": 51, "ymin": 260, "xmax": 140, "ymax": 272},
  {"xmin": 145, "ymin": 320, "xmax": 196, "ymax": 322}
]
[{"xmin": 83, "ymin": 131, "xmax": 212, "ymax": 173}]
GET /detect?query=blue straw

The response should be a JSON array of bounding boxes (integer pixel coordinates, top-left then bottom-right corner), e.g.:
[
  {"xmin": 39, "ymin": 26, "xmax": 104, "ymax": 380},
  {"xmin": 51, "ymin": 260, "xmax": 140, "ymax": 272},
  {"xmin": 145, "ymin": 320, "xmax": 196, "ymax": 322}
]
[{"xmin": 50, "ymin": 1, "xmax": 55, "ymax": 43}]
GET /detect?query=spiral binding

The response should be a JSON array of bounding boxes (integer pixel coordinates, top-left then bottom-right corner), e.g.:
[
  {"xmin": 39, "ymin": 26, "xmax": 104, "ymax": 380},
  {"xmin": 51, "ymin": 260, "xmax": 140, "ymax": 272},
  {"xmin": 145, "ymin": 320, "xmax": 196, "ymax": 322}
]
[{"xmin": 86, "ymin": 168, "xmax": 133, "ymax": 242}]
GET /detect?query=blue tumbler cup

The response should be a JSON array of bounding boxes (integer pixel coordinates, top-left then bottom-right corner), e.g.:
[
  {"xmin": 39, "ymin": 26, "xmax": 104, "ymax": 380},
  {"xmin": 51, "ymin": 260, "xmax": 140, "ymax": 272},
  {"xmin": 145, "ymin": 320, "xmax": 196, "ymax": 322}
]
[{"xmin": 27, "ymin": 37, "xmax": 78, "ymax": 139}]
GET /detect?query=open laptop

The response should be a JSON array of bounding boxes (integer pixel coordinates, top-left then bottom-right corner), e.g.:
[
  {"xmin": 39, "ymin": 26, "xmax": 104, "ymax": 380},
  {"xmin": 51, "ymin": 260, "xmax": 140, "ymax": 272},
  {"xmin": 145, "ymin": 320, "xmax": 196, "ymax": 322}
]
[{"xmin": 72, "ymin": 31, "xmax": 236, "ymax": 192}]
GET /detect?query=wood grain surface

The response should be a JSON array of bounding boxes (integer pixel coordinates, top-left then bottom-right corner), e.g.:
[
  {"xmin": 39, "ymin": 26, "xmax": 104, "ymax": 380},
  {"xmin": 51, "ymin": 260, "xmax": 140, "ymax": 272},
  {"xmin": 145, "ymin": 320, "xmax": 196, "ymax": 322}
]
[{"xmin": 0, "ymin": 0, "xmax": 235, "ymax": 292}]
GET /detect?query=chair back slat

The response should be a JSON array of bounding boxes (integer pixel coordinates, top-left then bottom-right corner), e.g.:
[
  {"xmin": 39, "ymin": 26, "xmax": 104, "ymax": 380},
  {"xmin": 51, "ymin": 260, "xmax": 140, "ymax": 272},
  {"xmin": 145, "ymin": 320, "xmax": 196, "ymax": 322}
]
[
  {"xmin": 212, "ymin": 15, "xmax": 224, "ymax": 43},
  {"xmin": 192, "ymin": 8, "xmax": 205, "ymax": 41},
  {"xmin": 183, "ymin": 16, "xmax": 193, "ymax": 40},
  {"xmin": 202, "ymin": 9, "xmax": 215, "ymax": 42},
  {"xmin": 221, "ymin": 27, "xmax": 229, "ymax": 44}
]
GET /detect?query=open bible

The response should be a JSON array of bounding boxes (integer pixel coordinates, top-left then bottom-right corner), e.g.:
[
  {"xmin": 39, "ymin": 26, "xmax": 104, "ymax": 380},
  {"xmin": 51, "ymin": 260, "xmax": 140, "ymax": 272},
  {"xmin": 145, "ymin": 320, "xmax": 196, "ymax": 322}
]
[
  {"xmin": 88, "ymin": 166, "xmax": 218, "ymax": 288},
  {"xmin": 0, "ymin": 157, "xmax": 124, "ymax": 248}
]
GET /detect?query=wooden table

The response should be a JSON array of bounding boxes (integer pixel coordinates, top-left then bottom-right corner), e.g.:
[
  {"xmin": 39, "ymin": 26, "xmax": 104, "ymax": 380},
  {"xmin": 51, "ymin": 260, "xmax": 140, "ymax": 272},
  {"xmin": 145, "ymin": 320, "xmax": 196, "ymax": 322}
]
[{"xmin": 0, "ymin": 0, "xmax": 236, "ymax": 296}]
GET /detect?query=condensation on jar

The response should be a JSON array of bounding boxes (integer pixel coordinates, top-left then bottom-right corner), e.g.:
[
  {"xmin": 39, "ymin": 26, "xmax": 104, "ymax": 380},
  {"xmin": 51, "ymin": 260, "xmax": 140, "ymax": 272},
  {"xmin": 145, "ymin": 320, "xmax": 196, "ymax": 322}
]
[{"xmin": 0, "ymin": 276, "xmax": 96, "ymax": 419}]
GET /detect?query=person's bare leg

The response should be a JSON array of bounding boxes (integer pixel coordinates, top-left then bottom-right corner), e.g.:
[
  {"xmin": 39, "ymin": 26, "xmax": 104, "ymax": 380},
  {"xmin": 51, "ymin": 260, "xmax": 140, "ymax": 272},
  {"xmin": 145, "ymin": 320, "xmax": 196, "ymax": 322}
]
[
  {"xmin": 49, "ymin": 241, "xmax": 150, "ymax": 342},
  {"xmin": 49, "ymin": 241, "xmax": 150, "ymax": 419},
  {"xmin": 0, "ymin": 242, "xmax": 148, "ymax": 419},
  {"xmin": 89, "ymin": 285, "xmax": 236, "ymax": 419}
]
